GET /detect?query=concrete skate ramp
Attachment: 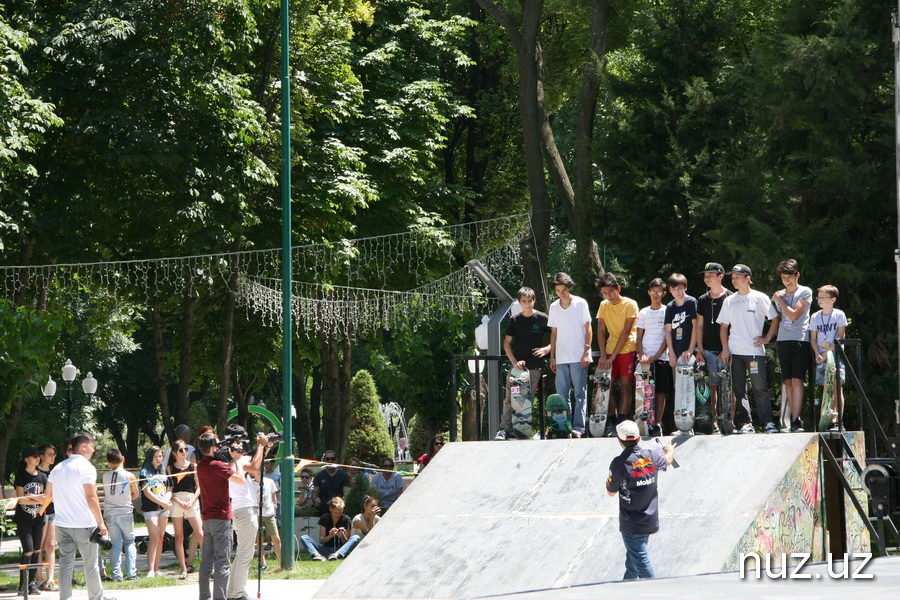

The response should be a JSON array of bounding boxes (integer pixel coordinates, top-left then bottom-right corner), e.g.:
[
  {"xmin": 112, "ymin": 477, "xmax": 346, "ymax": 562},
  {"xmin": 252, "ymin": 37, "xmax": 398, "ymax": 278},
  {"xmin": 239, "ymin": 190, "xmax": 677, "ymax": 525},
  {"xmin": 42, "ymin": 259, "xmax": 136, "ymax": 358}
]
[{"xmin": 314, "ymin": 434, "xmax": 862, "ymax": 600}]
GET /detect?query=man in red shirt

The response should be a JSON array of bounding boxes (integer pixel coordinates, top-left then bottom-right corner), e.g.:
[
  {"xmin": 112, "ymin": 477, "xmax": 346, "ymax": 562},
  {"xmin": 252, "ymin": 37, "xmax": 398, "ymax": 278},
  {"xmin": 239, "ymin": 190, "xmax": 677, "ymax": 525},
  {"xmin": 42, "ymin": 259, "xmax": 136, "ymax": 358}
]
[{"xmin": 196, "ymin": 433, "xmax": 246, "ymax": 600}]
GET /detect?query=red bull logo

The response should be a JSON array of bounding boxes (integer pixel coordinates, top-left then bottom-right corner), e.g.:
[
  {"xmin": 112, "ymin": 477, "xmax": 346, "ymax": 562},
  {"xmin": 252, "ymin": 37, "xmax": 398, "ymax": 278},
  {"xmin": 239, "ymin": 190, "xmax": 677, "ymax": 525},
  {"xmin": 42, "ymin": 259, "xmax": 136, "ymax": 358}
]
[{"xmin": 631, "ymin": 457, "xmax": 656, "ymax": 478}]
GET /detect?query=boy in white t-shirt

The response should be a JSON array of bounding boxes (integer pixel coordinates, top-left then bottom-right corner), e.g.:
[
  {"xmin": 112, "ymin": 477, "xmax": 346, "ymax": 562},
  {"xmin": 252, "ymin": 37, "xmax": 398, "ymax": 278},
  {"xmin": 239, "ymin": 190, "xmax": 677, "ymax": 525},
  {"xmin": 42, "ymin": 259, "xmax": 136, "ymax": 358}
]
[
  {"xmin": 255, "ymin": 470, "xmax": 281, "ymax": 570},
  {"xmin": 718, "ymin": 264, "xmax": 781, "ymax": 434},
  {"xmin": 635, "ymin": 278, "xmax": 669, "ymax": 436},
  {"xmin": 809, "ymin": 285, "xmax": 848, "ymax": 430}
]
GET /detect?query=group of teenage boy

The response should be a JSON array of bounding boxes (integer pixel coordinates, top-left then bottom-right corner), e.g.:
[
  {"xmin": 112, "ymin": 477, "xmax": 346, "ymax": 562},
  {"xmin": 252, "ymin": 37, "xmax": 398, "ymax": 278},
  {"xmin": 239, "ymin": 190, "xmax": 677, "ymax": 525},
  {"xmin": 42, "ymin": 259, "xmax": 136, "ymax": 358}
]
[{"xmin": 499, "ymin": 259, "xmax": 848, "ymax": 439}]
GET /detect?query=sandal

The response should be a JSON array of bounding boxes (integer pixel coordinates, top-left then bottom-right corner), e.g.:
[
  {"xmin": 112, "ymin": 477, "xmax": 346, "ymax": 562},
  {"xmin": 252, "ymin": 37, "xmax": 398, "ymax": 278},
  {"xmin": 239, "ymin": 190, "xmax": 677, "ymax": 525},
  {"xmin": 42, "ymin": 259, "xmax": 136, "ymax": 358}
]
[{"xmin": 178, "ymin": 572, "xmax": 188, "ymax": 580}]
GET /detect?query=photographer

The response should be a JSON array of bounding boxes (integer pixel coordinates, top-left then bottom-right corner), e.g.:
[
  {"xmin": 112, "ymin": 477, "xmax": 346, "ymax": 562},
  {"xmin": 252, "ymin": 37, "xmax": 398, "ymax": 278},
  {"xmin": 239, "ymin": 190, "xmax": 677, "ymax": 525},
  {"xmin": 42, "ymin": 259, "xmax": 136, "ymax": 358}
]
[
  {"xmin": 224, "ymin": 425, "xmax": 268, "ymax": 600},
  {"xmin": 45, "ymin": 432, "xmax": 115, "ymax": 600},
  {"xmin": 196, "ymin": 431, "xmax": 247, "ymax": 600}
]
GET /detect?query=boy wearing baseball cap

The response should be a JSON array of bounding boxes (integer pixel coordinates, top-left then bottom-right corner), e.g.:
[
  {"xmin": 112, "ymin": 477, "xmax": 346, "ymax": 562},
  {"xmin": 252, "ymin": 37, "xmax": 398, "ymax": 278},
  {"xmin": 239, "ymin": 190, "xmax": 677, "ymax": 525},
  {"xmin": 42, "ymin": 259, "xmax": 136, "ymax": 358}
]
[
  {"xmin": 606, "ymin": 421, "xmax": 675, "ymax": 580},
  {"xmin": 717, "ymin": 264, "xmax": 781, "ymax": 433}
]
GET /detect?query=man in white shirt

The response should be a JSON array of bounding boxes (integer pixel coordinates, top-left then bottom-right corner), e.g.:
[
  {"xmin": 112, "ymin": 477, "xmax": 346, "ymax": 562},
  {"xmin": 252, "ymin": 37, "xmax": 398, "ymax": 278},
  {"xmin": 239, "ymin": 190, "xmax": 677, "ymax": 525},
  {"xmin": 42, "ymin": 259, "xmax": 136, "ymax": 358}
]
[
  {"xmin": 47, "ymin": 432, "xmax": 115, "ymax": 600},
  {"xmin": 224, "ymin": 425, "xmax": 267, "ymax": 600}
]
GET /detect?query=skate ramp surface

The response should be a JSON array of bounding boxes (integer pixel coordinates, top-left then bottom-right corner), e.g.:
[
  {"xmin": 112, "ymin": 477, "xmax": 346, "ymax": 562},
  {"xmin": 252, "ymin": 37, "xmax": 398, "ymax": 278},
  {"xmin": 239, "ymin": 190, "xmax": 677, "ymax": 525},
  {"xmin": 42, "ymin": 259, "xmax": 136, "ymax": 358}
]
[{"xmin": 314, "ymin": 433, "xmax": 865, "ymax": 600}]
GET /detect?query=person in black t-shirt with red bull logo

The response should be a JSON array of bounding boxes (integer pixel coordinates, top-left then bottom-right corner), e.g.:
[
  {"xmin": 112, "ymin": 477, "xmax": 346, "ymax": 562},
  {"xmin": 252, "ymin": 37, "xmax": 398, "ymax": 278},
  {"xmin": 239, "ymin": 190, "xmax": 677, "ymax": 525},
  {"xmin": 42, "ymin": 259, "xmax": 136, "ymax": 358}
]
[{"xmin": 606, "ymin": 421, "xmax": 676, "ymax": 580}]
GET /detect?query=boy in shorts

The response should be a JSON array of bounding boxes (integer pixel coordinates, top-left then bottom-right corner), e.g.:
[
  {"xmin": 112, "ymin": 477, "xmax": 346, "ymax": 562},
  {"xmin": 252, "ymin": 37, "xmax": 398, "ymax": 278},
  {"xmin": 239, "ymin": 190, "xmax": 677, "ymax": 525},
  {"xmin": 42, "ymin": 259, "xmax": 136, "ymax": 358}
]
[
  {"xmin": 809, "ymin": 285, "xmax": 848, "ymax": 430},
  {"xmin": 635, "ymin": 278, "xmax": 670, "ymax": 436},
  {"xmin": 255, "ymin": 470, "xmax": 281, "ymax": 570},
  {"xmin": 596, "ymin": 273, "xmax": 639, "ymax": 433},
  {"xmin": 772, "ymin": 259, "xmax": 813, "ymax": 432}
]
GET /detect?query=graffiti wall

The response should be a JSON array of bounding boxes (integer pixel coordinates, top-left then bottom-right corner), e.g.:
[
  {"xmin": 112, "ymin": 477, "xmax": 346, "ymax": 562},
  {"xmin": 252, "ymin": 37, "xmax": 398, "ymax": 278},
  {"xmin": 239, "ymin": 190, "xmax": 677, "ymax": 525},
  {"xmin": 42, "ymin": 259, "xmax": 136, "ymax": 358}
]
[
  {"xmin": 722, "ymin": 437, "xmax": 824, "ymax": 570},
  {"xmin": 843, "ymin": 431, "xmax": 871, "ymax": 553}
]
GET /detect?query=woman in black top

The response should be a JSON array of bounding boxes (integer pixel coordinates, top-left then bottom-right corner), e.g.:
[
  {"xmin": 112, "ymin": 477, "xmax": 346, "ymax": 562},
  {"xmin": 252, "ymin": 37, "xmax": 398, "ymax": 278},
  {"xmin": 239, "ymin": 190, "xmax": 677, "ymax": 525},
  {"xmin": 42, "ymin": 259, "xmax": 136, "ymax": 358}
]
[
  {"xmin": 167, "ymin": 440, "xmax": 202, "ymax": 579},
  {"xmin": 15, "ymin": 446, "xmax": 48, "ymax": 596}
]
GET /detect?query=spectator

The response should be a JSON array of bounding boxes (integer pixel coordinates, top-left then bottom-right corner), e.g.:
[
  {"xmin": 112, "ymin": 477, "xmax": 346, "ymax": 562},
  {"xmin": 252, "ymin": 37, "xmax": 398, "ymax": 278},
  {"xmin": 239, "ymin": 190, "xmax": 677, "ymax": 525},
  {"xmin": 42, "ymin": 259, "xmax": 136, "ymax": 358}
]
[
  {"xmin": 14, "ymin": 447, "xmax": 48, "ymax": 596},
  {"xmin": 139, "ymin": 445, "xmax": 171, "ymax": 578},
  {"xmin": 167, "ymin": 439, "xmax": 203, "ymax": 579},
  {"xmin": 36, "ymin": 443, "xmax": 59, "ymax": 591},
  {"xmin": 299, "ymin": 497, "xmax": 356, "ymax": 561},
  {"xmin": 255, "ymin": 471, "xmax": 281, "ymax": 571},
  {"xmin": 45, "ymin": 432, "xmax": 115, "ymax": 600},
  {"xmin": 163, "ymin": 424, "xmax": 196, "ymax": 466},
  {"xmin": 417, "ymin": 436, "xmax": 444, "ymax": 469},
  {"xmin": 102, "ymin": 449, "xmax": 139, "ymax": 581},
  {"xmin": 395, "ymin": 437, "xmax": 411, "ymax": 462},
  {"xmin": 297, "ymin": 468, "xmax": 315, "ymax": 512},
  {"xmin": 313, "ymin": 450, "xmax": 350, "ymax": 515},
  {"xmin": 370, "ymin": 458, "xmax": 404, "ymax": 510}
]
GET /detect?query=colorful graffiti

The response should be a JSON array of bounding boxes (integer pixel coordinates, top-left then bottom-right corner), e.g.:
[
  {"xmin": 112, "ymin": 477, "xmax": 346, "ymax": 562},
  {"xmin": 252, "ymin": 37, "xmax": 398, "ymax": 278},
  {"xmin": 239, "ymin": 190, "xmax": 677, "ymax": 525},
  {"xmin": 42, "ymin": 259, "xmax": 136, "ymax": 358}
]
[
  {"xmin": 842, "ymin": 432, "xmax": 871, "ymax": 554},
  {"xmin": 723, "ymin": 438, "xmax": 823, "ymax": 570}
]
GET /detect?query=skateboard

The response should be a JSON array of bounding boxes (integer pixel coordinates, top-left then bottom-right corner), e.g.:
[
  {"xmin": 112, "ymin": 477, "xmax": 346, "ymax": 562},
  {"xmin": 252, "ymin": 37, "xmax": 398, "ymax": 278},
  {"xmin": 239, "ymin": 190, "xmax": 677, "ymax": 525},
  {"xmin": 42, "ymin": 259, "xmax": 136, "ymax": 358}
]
[
  {"xmin": 589, "ymin": 367, "xmax": 612, "ymax": 437},
  {"xmin": 779, "ymin": 385, "xmax": 791, "ymax": 431},
  {"xmin": 693, "ymin": 361, "xmax": 713, "ymax": 435},
  {"xmin": 674, "ymin": 355, "xmax": 696, "ymax": 435},
  {"xmin": 508, "ymin": 367, "xmax": 533, "ymax": 439},
  {"xmin": 545, "ymin": 393, "xmax": 573, "ymax": 438},
  {"xmin": 714, "ymin": 363, "xmax": 734, "ymax": 435},
  {"xmin": 634, "ymin": 362, "xmax": 646, "ymax": 435},
  {"xmin": 818, "ymin": 351, "xmax": 838, "ymax": 431}
]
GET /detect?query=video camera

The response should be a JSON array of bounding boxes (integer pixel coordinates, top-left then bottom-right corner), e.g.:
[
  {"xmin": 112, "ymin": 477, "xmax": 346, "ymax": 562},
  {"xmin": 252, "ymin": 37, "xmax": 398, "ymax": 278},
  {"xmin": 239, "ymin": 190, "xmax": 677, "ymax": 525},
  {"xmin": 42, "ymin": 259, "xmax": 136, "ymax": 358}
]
[{"xmin": 214, "ymin": 432, "xmax": 249, "ymax": 463}]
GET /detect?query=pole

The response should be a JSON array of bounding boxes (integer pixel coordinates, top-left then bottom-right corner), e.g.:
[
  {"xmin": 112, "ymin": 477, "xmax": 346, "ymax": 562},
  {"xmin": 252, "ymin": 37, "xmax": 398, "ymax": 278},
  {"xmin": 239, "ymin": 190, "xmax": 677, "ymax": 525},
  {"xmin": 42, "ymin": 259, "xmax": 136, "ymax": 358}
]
[
  {"xmin": 66, "ymin": 382, "xmax": 74, "ymax": 439},
  {"xmin": 279, "ymin": 0, "xmax": 295, "ymax": 570},
  {"xmin": 893, "ymin": 3, "xmax": 900, "ymax": 422}
]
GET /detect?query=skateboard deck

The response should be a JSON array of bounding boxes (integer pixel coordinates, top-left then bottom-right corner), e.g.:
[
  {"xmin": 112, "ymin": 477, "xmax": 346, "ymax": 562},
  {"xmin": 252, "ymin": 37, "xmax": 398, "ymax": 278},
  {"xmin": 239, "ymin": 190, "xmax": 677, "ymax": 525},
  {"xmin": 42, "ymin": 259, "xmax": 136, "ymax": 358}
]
[
  {"xmin": 715, "ymin": 363, "xmax": 734, "ymax": 435},
  {"xmin": 779, "ymin": 385, "xmax": 791, "ymax": 431},
  {"xmin": 590, "ymin": 367, "xmax": 612, "ymax": 437},
  {"xmin": 508, "ymin": 367, "xmax": 533, "ymax": 439},
  {"xmin": 545, "ymin": 393, "xmax": 572, "ymax": 438},
  {"xmin": 634, "ymin": 362, "xmax": 647, "ymax": 435},
  {"xmin": 674, "ymin": 356, "xmax": 696, "ymax": 435},
  {"xmin": 819, "ymin": 351, "xmax": 838, "ymax": 431},
  {"xmin": 693, "ymin": 361, "xmax": 713, "ymax": 435},
  {"xmin": 643, "ymin": 363, "xmax": 656, "ymax": 432}
]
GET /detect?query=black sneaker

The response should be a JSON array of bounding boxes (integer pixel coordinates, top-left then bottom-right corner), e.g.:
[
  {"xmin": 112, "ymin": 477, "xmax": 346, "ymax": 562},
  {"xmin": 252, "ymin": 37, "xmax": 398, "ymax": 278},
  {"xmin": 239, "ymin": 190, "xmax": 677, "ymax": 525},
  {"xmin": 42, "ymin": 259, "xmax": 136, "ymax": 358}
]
[
  {"xmin": 28, "ymin": 582, "xmax": 41, "ymax": 596},
  {"xmin": 789, "ymin": 419, "xmax": 804, "ymax": 433}
]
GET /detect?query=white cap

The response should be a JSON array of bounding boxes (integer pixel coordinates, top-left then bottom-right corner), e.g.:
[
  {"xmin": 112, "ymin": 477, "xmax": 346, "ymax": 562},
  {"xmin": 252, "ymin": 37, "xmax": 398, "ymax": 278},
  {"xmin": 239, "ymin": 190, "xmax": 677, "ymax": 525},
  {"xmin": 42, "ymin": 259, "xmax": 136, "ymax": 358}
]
[{"xmin": 616, "ymin": 420, "xmax": 641, "ymax": 441}]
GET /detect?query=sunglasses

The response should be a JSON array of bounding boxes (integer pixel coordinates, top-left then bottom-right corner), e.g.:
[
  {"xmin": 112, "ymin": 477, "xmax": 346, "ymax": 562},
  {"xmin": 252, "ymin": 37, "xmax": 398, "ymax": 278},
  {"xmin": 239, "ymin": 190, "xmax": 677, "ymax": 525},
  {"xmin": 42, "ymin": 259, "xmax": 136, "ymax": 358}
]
[
  {"xmin": 434, "ymin": 442, "xmax": 444, "ymax": 447},
  {"xmin": 381, "ymin": 464, "xmax": 393, "ymax": 469},
  {"xmin": 323, "ymin": 456, "xmax": 336, "ymax": 461},
  {"xmin": 177, "ymin": 448, "xmax": 189, "ymax": 454},
  {"xmin": 300, "ymin": 475, "xmax": 311, "ymax": 480}
]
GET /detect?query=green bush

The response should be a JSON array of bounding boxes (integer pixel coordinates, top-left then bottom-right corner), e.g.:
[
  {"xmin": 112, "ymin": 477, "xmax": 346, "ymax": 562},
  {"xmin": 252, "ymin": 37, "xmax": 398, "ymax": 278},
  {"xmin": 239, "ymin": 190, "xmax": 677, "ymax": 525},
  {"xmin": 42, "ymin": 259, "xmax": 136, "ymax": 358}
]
[{"xmin": 345, "ymin": 370, "xmax": 393, "ymax": 464}]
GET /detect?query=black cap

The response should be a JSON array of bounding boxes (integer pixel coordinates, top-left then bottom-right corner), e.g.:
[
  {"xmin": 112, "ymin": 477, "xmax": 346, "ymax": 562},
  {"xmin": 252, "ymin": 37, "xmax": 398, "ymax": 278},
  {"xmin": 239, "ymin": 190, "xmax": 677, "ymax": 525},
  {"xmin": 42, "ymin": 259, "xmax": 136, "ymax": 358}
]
[
  {"xmin": 21, "ymin": 446, "xmax": 40, "ymax": 459},
  {"xmin": 729, "ymin": 264, "xmax": 752, "ymax": 277},
  {"xmin": 700, "ymin": 262, "xmax": 725, "ymax": 275}
]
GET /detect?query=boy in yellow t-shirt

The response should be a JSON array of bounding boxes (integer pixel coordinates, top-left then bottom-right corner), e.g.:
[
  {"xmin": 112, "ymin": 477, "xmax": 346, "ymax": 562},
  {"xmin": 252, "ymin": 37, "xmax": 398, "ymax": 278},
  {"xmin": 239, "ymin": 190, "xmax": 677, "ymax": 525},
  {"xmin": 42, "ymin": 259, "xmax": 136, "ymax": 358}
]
[{"xmin": 596, "ymin": 273, "xmax": 639, "ymax": 433}]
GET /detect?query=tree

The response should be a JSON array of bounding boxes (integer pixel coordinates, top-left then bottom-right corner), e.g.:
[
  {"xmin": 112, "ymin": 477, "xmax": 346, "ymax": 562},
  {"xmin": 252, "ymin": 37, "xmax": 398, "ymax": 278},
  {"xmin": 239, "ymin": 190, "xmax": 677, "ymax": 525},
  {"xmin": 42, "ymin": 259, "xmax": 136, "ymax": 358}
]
[{"xmin": 345, "ymin": 370, "xmax": 393, "ymax": 463}]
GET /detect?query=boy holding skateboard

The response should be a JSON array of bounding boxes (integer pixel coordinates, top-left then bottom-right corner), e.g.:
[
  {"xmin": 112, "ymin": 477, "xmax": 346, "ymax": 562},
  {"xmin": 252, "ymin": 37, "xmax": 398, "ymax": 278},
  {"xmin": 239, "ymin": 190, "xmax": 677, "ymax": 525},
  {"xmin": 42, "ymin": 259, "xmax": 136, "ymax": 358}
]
[
  {"xmin": 772, "ymin": 259, "xmax": 813, "ymax": 432},
  {"xmin": 596, "ymin": 273, "xmax": 639, "ymax": 434},
  {"xmin": 498, "ymin": 287, "xmax": 551, "ymax": 440},
  {"xmin": 635, "ymin": 278, "xmax": 670, "ymax": 436},
  {"xmin": 664, "ymin": 273, "xmax": 699, "ymax": 368},
  {"xmin": 696, "ymin": 262, "xmax": 733, "ymax": 432},
  {"xmin": 548, "ymin": 273, "xmax": 593, "ymax": 438},
  {"xmin": 809, "ymin": 285, "xmax": 848, "ymax": 430},
  {"xmin": 718, "ymin": 264, "xmax": 781, "ymax": 434}
]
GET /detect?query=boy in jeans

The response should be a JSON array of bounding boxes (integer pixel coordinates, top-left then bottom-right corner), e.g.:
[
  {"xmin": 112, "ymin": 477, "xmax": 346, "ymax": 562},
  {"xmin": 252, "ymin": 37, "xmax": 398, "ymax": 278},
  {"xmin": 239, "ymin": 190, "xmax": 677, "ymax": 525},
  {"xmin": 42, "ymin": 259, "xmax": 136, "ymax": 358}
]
[
  {"xmin": 809, "ymin": 285, "xmax": 848, "ymax": 430},
  {"xmin": 498, "ymin": 286, "xmax": 550, "ymax": 440},
  {"xmin": 102, "ymin": 449, "xmax": 139, "ymax": 581},
  {"xmin": 696, "ymin": 263, "xmax": 733, "ymax": 432},
  {"xmin": 596, "ymin": 273, "xmax": 639, "ymax": 433},
  {"xmin": 635, "ymin": 278, "xmax": 670, "ymax": 436}
]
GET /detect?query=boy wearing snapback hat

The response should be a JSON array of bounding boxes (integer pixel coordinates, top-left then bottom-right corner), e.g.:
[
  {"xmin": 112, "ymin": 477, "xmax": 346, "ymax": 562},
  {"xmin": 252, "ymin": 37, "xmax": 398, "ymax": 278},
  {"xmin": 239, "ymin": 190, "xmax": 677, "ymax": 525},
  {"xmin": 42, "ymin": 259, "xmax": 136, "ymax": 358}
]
[
  {"xmin": 718, "ymin": 264, "xmax": 781, "ymax": 434},
  {"xmin": 606, "ymin": 421, "xmax": 675, "ymax": 579}
]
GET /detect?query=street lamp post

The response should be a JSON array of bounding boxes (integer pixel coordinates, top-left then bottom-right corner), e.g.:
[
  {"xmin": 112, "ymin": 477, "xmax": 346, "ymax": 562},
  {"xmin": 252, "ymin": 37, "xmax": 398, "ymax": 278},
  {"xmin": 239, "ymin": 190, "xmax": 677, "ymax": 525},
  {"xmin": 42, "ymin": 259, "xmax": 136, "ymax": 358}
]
[{"xmin": 44, "ymin": 359, "xmax": 98, "ymax": 439}]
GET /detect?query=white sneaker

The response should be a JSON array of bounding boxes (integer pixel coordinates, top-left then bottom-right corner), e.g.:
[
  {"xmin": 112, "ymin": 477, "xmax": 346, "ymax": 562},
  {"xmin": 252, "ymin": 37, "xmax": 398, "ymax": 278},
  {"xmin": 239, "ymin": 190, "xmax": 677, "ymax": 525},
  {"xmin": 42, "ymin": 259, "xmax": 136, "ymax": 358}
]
[
  {"xmin": 494, "ymin": 429, "xmax": 507, "ymax": 441},
  {"xmin": 739, "ymin": 423, "xmax": 755, "ymax": 434}
]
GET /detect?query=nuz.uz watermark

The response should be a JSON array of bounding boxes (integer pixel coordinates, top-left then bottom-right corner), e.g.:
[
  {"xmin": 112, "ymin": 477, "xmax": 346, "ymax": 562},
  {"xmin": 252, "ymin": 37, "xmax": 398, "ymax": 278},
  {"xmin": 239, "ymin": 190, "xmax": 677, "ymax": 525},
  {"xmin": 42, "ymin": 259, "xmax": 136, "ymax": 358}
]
[{"xmin": 739, "ymin": 552, "xmax": 874, "ymax": 579}]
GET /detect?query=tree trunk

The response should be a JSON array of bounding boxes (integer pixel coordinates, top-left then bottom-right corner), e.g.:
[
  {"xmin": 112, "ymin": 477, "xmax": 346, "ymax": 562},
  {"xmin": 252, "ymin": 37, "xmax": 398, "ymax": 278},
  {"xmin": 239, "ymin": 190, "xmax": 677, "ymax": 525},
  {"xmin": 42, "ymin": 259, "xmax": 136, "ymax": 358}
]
[
  {"xmin": 294, "ymin": 364, "xmax": 315, "ymax": 459},
  {"xmin": 319, "ymin": 330, "xmax": 353, "ymax": 460},
  {"xmin": 216, "ymin": 237, "xmax": 241, "ymax": 432},
  {"xmin": 0, "ymin": 394, "xmax": 26, "ymax": 489},
  {"xmin": 150, "ymin": 300, "xmax": 175, "ymax": 443},
  {"xmin": 461, "ymin": 376, "xmax": 488, "ymax": 441},
  {"xmin": 310, "ymin": 367, "xmax": 322, "ymax": 447},
  {"xmin": 176, "ymin": 284, "xmax": 198, "ymax": 433}
]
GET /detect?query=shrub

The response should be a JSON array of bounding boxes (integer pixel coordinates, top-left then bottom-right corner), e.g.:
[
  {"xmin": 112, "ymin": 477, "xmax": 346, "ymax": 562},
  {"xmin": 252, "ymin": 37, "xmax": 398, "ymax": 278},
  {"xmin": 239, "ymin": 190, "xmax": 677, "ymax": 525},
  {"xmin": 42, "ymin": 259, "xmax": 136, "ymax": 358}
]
[{"xmin": 345, "ymin": 370, "xmax": 393, "ymax": 464}]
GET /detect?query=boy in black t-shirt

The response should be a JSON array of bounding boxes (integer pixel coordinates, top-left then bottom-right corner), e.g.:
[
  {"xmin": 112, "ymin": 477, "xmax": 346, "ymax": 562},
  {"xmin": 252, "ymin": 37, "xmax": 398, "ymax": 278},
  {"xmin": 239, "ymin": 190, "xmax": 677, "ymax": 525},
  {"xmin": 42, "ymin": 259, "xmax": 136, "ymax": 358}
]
[
  {"xmin": 497, "ymin": 287, "xmax": 551, "ymax": 440},
  {"xmin": 696, "ymin": 262, "xmax": 733, "ymax": 431}
]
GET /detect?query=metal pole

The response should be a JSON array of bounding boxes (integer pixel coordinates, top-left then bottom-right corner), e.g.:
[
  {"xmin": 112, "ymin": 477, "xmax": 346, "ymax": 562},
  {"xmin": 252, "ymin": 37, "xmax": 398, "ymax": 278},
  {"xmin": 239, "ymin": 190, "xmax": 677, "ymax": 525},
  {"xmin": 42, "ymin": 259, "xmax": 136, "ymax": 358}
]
[
  {"xmin": 279, "ymin": 0, "xmax": 295, "ymax": 570},
  {"xmin": 893, "ymin": 3, "xmax": 900, "ymax": 423},
  {"xmin": 450, "ymin": 358, "xmax": 458, "ymax": 441}
]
